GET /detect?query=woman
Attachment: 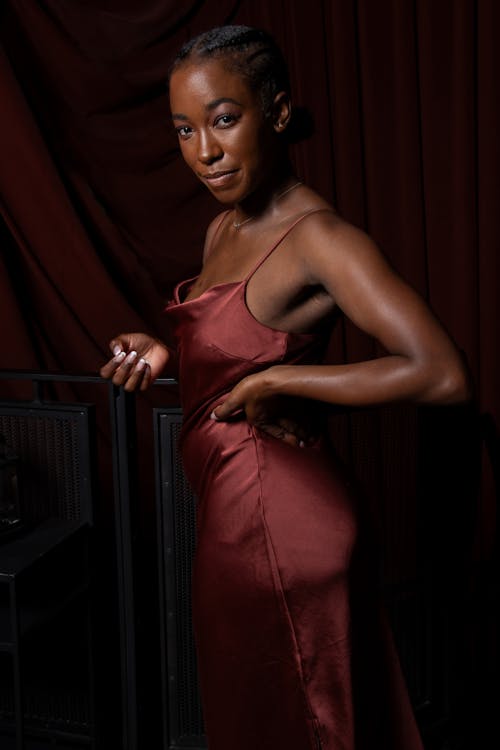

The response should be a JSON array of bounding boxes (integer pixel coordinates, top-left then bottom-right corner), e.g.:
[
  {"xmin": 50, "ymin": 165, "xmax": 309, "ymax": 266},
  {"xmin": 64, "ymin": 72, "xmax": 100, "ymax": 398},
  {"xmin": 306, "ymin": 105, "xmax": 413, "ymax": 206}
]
[{"xmin": 101, "ymin": 26, "xmax": 470, "ymax": 750}]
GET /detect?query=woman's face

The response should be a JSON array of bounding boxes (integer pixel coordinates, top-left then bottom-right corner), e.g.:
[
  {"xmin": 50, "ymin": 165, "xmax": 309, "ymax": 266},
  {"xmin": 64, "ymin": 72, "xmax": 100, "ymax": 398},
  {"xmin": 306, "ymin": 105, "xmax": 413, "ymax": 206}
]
[{"xmin": 169, "ymin": 58, "xmax": 280, "ymax": 204}]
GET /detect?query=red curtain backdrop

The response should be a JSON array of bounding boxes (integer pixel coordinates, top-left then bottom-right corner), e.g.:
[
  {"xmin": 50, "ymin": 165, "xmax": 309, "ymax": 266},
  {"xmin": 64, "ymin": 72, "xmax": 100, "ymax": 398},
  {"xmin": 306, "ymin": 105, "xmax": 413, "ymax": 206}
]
[{"xmin": 1, "ymin": 1, "xmax": 498, "ymax": 551}]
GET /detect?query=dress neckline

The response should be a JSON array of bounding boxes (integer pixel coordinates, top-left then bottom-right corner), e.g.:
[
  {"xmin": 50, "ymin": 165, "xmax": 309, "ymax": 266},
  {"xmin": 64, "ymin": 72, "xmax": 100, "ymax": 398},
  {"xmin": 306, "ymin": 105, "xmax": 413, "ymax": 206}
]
[
  {"xmin": 169, "ymin": 274, "xmax": 319, "ymax": 341},
  {"xmin": 174, "ymin": 276, "xmax": 239, "ymax": 306},
  {"xmin": 175, "ymin": 207, "xmax": 332, "ymax": 307},
  {"xmin": 167, "ymin": 207, "xmax": 334, "ymax": 341}
]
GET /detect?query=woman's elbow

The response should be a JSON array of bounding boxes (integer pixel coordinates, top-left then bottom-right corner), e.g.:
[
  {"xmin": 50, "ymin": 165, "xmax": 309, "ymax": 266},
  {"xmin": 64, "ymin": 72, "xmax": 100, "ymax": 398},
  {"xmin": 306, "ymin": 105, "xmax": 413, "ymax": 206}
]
[{"xmin": 424, "ymin": 353, "xmax": 473, "ymax": 405}]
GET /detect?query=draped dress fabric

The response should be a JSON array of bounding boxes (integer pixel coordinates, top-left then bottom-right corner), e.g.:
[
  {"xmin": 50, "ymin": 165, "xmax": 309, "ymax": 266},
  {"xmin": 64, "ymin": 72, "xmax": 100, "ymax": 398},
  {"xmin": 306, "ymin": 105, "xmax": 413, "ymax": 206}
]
[{"xmin": 164, "ymin": 212, "xmax": 424, "ymax": 750}]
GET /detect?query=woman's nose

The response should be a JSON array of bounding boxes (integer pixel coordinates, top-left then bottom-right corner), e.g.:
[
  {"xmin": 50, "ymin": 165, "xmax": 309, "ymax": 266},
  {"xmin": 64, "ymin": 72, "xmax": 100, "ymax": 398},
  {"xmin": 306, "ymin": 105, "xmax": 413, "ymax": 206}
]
[{"xmin": 198, "ymin": 130, "xmax": 223, "ymax": 165}]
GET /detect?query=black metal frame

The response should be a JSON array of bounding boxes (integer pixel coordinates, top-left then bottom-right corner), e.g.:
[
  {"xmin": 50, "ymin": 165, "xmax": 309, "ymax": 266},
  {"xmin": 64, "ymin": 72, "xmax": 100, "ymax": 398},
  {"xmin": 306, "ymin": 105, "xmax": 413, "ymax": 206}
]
[
  {"xmin": 154, "ymin": 408, "xmax": 206, "ymax": 750},
  {"xmin": 0, "ymin": 370, "xmax": 177, "ymax": 750}
]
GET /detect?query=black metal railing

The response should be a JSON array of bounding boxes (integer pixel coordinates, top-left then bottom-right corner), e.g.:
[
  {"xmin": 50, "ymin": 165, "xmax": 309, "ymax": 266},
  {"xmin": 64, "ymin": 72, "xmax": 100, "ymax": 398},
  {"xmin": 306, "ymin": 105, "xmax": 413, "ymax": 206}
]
[{"xmin": 0, "ymin": 370, "xmax": 178, "ymax": 750}]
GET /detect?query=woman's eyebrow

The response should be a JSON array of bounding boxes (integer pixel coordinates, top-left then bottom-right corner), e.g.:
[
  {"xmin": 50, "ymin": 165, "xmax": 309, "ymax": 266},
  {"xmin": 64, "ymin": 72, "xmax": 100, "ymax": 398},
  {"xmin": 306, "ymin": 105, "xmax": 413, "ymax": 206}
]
[
  {"xmin": 172, "ymin": 97, "xmax": 243, "ymax": 120},
  {"xmin": 206, "ymin": 97, "xmax": 242, "ymax": 110}
]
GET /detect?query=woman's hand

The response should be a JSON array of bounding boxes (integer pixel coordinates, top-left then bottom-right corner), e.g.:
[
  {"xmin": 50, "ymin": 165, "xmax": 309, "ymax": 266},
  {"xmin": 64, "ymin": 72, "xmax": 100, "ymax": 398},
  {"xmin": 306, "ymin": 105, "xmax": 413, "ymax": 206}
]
[
  {"xmin": 212, "ymin": 368, "xmax": 319, "ymax": 447},
  {"xmin": 99, "ymin": 332, "xmax": 171, "ymax": 391}
]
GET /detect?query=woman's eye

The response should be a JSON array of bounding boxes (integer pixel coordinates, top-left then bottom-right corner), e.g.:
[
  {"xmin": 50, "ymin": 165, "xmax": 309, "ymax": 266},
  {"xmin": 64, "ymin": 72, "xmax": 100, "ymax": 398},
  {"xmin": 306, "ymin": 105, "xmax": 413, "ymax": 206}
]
[
  {"xmin": 214, "ymin": 114, "xmax": 238, "ymax": 128},
  {"xmin": 175, "ymin": 126, "xmax": 193, "ymax": 139}
]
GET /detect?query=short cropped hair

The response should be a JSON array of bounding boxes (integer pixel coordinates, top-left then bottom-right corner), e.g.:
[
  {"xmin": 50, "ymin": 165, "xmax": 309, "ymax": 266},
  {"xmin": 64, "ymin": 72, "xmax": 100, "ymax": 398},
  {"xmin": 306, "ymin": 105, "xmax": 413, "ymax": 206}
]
[{"xmin": 169, "ymin": 25, "xmax": 290, "ymax": 118}]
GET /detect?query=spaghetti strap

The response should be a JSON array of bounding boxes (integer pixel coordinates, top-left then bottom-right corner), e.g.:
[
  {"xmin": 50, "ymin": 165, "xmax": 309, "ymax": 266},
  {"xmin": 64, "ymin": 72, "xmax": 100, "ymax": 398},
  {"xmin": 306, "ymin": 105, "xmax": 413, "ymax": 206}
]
[{"xmin": 244, "ymin": 208, "xmax": 333, "ymax": 282}]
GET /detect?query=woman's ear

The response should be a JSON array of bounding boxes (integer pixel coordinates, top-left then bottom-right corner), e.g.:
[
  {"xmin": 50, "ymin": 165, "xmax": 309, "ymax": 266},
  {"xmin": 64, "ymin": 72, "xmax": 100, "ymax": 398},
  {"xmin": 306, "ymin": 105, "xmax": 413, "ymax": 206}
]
[{"xmin": 272, "ymin": 91, "xmax": 292, "ymax": 133}]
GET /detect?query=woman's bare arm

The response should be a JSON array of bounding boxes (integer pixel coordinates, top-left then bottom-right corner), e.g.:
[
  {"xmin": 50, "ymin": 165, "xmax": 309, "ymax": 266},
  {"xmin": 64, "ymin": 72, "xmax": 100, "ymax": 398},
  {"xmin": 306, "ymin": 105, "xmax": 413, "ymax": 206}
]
[{"xmin": 214, "ymin": 214, "xmax": 471, "ymax": 424}]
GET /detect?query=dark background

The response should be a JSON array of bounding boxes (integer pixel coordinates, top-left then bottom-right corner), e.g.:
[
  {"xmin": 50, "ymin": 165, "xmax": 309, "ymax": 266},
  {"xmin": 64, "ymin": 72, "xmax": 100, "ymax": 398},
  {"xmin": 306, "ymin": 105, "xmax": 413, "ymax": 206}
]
[{"xmin": 0, "ymin": 1, "xmax": 498, "ymax": 747}]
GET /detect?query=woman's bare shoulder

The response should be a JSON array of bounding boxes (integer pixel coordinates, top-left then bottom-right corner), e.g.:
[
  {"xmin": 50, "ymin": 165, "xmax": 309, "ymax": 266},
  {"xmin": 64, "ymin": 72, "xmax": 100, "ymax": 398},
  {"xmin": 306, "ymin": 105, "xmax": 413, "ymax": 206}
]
[
  {"xmin": 287, "ymin": 198, "xmax": 396, "ymax": 299},
  {"xmin": 291, "ymin": 187, "xmax": 358, "ymax": 237},
  {"xmin": 292, "ymin": 198, "xmax": 378, "ymax": 263},
  {"xmin": 284, "ymin": 196, "xmax": 356, "ymax": 254},
  {"xmin": 294, "ymin": 191, "xmax": 357, "ymax": 231}
]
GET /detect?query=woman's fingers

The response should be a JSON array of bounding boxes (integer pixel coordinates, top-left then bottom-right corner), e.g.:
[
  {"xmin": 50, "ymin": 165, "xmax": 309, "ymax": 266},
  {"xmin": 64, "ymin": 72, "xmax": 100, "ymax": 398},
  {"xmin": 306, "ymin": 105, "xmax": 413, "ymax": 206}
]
[
  {"xmin": 277, "ymin": 417, "xmax": 306, "ymax": 442},
  {"xmin": 139, "ymin": 363, "xmax": 152, "ymax": 391},
  {"xmin": 277, "ymin": 417, "xmax": 318, "ymax": 446},
  {"xmin": 259, "ymin": 422, "xmax": 301, "ymax": 446},
  {"xmin": 213, "ymin": 402, "xmax": 309, "ymax": 447},
  {"xmin": 100, "ymin": 333, "xmax": 170, "ymax": 392},
  {"xmin": 111, "ymin": 350, "xmax": 138, "ymax": 385},
  {"xmin": 123, "ymin": 357, "xmax": 150, "ymax": 392},
  {"xmin": 100, "ymin": 349, "xmax": 151, "ymax": 391},
  {"xmin": 212, "ymin": 392, "xmax": 244, "ymax": 420},
  {"xmin": 211, "ymin": 373, "xmax": 315, "ymax": 446},
  {"xmin": 99, "ymin": 350, "xmax": 127, "ymax": 379},
  {"xmin": 109, "ymin": 339, "xmax": 124, "ymax": 356}
]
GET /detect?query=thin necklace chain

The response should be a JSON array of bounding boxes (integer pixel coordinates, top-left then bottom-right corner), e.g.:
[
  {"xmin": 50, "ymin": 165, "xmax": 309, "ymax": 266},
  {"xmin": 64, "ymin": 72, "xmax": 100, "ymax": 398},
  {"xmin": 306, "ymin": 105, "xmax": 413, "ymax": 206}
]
[{"xmin": 232, "ymin": 181, "xmax": 302, "ymax": 229}]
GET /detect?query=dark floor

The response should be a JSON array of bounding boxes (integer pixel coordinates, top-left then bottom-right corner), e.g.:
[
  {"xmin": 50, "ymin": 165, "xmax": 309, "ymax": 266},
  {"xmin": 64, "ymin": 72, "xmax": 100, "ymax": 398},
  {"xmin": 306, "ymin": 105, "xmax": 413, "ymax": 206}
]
[{"xmin": 0, "ymin": 735, "xmax": 90, "ymax": 750}]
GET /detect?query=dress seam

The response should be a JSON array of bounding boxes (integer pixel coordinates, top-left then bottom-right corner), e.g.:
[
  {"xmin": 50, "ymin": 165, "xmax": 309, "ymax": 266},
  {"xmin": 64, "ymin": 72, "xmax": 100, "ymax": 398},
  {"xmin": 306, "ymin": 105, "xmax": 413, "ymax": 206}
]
[
  {"xmin": 209, "ymin": 339, "xmax": 286, "ymax": 364},
  {"xmin": 251, "ymin": 426, "xmax": 325, "ymax": 750}
]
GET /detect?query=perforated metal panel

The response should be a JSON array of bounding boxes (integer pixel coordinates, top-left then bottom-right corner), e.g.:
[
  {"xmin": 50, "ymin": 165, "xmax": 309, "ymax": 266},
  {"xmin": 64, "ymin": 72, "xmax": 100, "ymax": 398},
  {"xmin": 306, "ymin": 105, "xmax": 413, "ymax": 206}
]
[
  {"xmin": 154, "ymin": 409, "xmax": 206, "ymax": 750},
  {"xmin": 0, "ymin": 403, "xmax": 94, "ymax": 526},
  {"xmin": 0, "ymin": 400, "xmax": 95, "ymax": 742}
]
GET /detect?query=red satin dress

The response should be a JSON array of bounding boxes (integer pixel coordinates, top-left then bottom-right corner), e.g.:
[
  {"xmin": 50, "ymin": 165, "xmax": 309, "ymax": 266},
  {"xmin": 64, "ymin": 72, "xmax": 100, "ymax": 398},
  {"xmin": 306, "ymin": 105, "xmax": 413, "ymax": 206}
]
[{"xmin": 164, "ymin": 212, "xmax": 424, "ymax": 750}]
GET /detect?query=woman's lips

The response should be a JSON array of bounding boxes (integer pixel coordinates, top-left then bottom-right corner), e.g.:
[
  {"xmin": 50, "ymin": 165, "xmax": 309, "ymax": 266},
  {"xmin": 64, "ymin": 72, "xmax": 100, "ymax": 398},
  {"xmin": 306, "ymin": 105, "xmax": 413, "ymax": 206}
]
[{"xmin": 202, "ymin": 169, "xmax": 238, "ymax": 188}]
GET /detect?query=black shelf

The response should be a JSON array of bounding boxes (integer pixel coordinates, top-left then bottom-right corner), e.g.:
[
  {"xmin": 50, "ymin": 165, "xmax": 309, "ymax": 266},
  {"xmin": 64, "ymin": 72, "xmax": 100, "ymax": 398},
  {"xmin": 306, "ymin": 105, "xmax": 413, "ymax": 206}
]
[{"xmin": 0, "ymin": 520, "xmax": 87, "ymax": 578}]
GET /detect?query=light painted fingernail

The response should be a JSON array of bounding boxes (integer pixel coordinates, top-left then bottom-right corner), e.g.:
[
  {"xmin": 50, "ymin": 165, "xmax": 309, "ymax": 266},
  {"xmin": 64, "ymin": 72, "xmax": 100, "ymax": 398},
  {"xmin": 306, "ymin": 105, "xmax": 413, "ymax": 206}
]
[
  {"xmin": 113, "ymin": 345, "xmax": 122, "ymax": 356},
  {"xmin": 210, "ymin": 410, "xmax": 219, "ymax": 421},
  {"xmin": 114, "ymin": 351, "xmax": 126, "ymax": 361},
  {"xmin": 125, "ymin": 350, "xmax": 137, "ymax": 363},
  {"xmin": 299, "ymin": 440, "xmax": 305, "ymax": 448},
  {"xmin": 135, "ymin": 358, "xmax": 146, "ymax": 372}
]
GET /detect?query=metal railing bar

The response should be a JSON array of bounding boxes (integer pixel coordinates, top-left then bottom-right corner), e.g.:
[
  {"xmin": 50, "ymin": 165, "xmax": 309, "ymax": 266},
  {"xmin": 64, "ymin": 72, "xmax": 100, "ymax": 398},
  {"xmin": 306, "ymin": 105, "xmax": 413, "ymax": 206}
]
[{"xmin": 0, "ymin": 370, "xmax": 178, "ymax": 387}]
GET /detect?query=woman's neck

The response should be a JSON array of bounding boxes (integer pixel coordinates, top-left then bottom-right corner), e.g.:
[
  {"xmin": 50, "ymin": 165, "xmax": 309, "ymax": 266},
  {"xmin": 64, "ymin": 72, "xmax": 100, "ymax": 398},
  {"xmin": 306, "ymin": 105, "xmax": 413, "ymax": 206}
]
[{"xmin": 233, "ymin": 165, "xmax": 299, "ymax": 228}]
